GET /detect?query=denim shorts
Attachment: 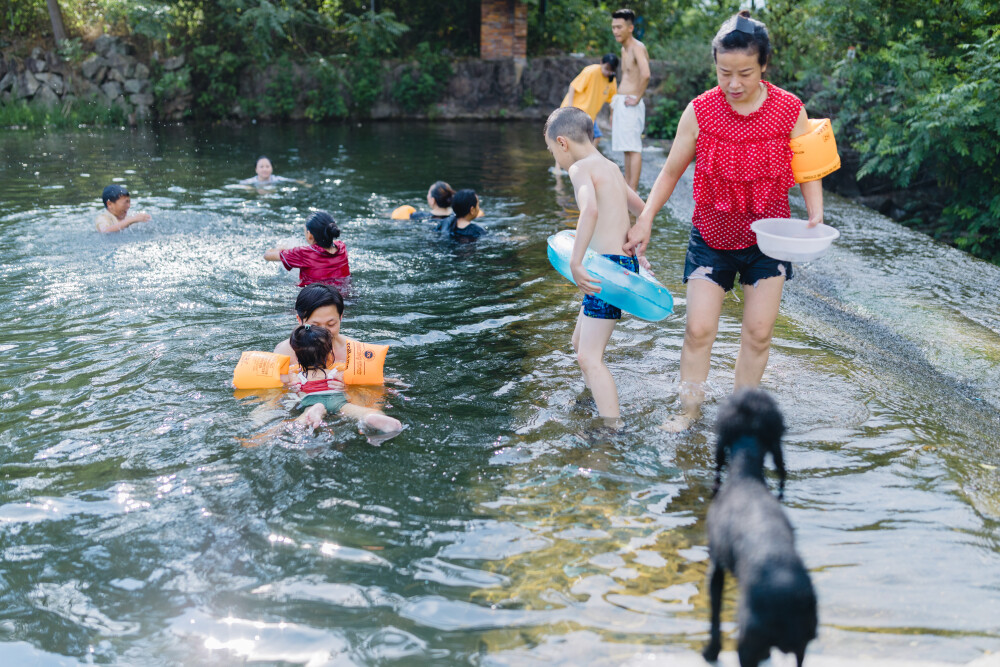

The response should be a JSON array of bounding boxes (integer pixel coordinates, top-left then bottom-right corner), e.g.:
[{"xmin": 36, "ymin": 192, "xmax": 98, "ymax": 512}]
[
  {"xmin": 583, "ymin": 254, "xmax": 639, "ymax": 319},
  {"xmin": 683, "ymin": 226, "xmax": 792, "ymax": 292}
]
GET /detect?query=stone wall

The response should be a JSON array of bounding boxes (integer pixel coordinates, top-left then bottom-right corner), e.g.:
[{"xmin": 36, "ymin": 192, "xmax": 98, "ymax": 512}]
[
  {"xmin": 372, "ymin": 55, "xmax": 673, "ymax": 120},
  {"xmin": 0, "ymin": 36, "xmax": 182, "ymax": 123},
  {"xmin": 0, "ymin": 42, "xmax": 677, "ymax": 124}
]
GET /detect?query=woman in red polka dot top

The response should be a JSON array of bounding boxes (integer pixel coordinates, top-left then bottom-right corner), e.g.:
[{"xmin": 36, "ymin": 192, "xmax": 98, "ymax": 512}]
[{"xmin": 624, "ymin": 10, "xmax": 826, "ymax": 431}]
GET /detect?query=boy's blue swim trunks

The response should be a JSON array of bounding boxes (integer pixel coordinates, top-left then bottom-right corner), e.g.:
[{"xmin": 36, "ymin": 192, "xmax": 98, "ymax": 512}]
[{"xmin": 582, "ymin": 254, "xmax": 639, "ymax": 320}]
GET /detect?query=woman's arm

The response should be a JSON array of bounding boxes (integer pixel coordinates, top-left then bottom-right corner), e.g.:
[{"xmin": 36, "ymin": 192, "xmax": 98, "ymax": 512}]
[
  {"xmin": 624, "ymin": 102, "xmax": 698, "ymax": 255},
  {"xmin": 790, "ymin": 108, "xmax": 825, "ymax": 227}
]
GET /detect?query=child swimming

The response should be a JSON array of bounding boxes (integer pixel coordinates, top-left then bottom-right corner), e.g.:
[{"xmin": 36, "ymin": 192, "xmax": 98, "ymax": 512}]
[
  {"xmin": 409, "ymin": 181, "xmax": 455, "ymax": 220},
  {"xmin": 544, "ymin": 106, "xmax": 647, "ymax": 424},
  {"xmin": 95, "ymin": 184, "xmax": 151, "ymax": 233},
  {"xmin": 624, "ymin": 10, "xmax": 826, "ymax": 431},
  {"xmin": 264, "ymin": 211, "xmax": 350, "ymax": 287},
  {"xmin": 289, "ymin": 324, "xmax": 402, "ymax": 432},
  {"xmin": 436, "ymin": 189, "xmax": 486, "ymax": 241}
]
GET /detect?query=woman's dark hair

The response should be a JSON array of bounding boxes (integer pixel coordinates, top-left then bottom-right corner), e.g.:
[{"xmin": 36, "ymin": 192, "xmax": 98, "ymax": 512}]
[
  {"xmin": 294, "ymin": 283, "xmax": 344, "ymax": 321},
  {"xmin": 289, "ymin": 325, "xmax": 333, "ymax": 374},
  {"xmin": 712, "ymin": 10, "xmax": 771, "ymax": 67},
  {"xmin": 452, "ymin": 189, "xmax": 479, "ymax": 219},
  {"xmin": 601, "ymin": 53, "xmax": 620, "ymax": 72},
  {"xmin": 305, "ymin": 210, "xmax": 341, "ymax": 248},
  {"xmin": 429, "ymin": 181, "xmax": 455, "ymax": 208},
  {"xmin": 257, "ymin": 155, "xmax": 269, "ymax": 163}
]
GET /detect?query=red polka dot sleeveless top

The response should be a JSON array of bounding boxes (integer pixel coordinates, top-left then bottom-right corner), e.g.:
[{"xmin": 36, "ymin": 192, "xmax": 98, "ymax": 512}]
[{"xmin": 692, "ymin": 81, "xmax": 802, "ymax": 250}]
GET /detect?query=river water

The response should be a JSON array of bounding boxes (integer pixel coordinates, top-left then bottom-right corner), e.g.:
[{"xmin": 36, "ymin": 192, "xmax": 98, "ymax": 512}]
[{"xmin": 0, "ymin": 122, "xmax": 998, "ymax": 665}]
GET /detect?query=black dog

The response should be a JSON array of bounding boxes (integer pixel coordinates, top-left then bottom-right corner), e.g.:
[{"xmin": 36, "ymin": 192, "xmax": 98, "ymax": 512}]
[{"xmin": 703, "ymin": 389, "xmax": 817, "ymax": 667}]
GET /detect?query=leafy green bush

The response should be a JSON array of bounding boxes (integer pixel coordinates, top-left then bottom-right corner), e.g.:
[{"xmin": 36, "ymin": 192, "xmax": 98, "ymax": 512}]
[
  {"xmin": 847, "ymin": 29, "xmax": 1000, "ymax": 261},
  {"xmin": 153, "ymin": 65, "xmax": 191, "ymax": 99},
  {"xmin": 392, "ymin": 42, "xmax": 452, "ymax": 114},
  {"xmin": 262, "ymin": 56, "xmax": 299, "ymax": 120},
  {"xmin": 0, "ymin": 98, "xmax": 128, "ymax": 127},
  {"xmin": 645, "ymin": 95, "xmax": 684, "ymax": 140},
  {"xmin": 189, "ymin": 45, "xmax": 243, "ymax": 118},
  {"xmin": 343, "ymin": 9, "xmax": 408, "ymax": 116},
  {"xmin": 304, "ymin": 57, "xmax": 348, "ymax": 122}
]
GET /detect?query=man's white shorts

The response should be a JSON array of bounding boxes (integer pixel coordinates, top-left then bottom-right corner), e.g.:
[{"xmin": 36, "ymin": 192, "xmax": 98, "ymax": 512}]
[{"xmin": 611, "ymin": 95, "xmax": 645, "ymax": 153}]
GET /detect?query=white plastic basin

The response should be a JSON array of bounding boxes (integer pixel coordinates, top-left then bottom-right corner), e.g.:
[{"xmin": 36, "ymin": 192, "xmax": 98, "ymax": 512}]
[{"xmin": 751, "ymin": 218, "xmax": 840, "ymax": 262}]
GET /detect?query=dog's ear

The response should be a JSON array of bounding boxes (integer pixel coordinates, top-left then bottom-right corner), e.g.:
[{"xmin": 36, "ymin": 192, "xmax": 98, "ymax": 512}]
[
  {"xmin": 712, "ymin": 443, "xmax": 726, "ymax": 498},
  {"xmin": 770, "ymin": 440, "xmax": 786, "ymax": 501}
]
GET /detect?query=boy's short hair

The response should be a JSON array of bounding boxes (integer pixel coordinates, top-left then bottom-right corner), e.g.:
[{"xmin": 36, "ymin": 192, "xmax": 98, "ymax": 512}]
[
  {"xmin": 544, "ymin": 106, "xmax": 594, "ymax": 144},
  {"xmin": 612, "ymin": 8, "xmax": 636, "ymax": 24},
  {"xmin": 452, "ymin": 189, "xmax": 479, "ymax": 219},
  {"xmin": 101, "ymin": 184, "xmax": 129, "ymax": 207}
]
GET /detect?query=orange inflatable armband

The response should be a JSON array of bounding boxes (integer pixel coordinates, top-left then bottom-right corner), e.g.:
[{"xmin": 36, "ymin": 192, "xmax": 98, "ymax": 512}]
[
  {"xmin": 789, "ymin": 118, "xmax": 841, "ymax": 183},
  {"xmin": 232, "ymin": 351, "xmax": 290, "ymax": 389},
  {"xmin": 334, "ymin": 339, "xmax": 388, "ymax": 385},
  {"xmin": 391, "ymin": 205, "xmax": 416, "ymax": 220}
]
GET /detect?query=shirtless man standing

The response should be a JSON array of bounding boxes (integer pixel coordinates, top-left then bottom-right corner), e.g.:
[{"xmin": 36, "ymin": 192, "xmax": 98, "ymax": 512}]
[{"xmin": 609, "ymin": 8, "xmax": 651, "ymax": 192}]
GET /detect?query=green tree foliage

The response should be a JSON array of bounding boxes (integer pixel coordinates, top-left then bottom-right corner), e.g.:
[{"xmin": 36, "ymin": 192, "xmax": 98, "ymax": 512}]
[{"xmin": 392, "ymin": 41, "xmax": 453, "ymax": 113}]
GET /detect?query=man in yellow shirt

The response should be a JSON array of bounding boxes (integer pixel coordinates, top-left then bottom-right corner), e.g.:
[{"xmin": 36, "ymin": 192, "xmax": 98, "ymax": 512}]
[{"xmin": 560, "ymin": 54, "xmax": 619, "ymax": 147}]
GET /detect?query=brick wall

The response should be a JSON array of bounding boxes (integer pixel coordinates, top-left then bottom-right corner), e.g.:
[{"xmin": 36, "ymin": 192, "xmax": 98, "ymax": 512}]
[{"xmin": 480, "ymin": 0, "xmax": 527, "ymax": 61}]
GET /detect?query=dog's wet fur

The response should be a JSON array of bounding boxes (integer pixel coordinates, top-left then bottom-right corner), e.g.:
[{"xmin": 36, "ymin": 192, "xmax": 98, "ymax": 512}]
[{"xmin": 703, "ymin": 389, "xmax": 817, "ymax": 666}]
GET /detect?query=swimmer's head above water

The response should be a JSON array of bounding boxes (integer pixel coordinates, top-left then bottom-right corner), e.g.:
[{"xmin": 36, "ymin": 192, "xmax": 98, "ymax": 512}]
[
  {"xmin": 101, "ymin": 184, "xmax": 132, "ymax": 217},
  {"xmin": 428, "ymin": 181, "xmax": 455, "ymax": 210},
  {"xmin": 294, "ymin": 283, "xmax": 344, "ymax": 332},
  {"xmin": 255, "ymin": 156, "xmax": 274, "ymax": 181},
  {"xmin": 304, "ymin": 210, "xmax": 341, "ymax": 249},
  {"xmin": 289, "ymin": 324, "xmax": 334, "ymax": 374},
  {"xmin": 452, "ymin": 189, "xmax": 480, "ymax": 221}
]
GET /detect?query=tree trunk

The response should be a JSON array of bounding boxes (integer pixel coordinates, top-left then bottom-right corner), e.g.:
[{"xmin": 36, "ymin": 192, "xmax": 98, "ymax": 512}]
[{"xmin": 46, "ymin": 0, "xmax": 68, "ymax": 44}]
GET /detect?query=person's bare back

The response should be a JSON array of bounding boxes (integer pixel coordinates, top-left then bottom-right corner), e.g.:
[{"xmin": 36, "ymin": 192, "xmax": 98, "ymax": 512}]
[{"xmin": 568, "ymin": 154, "xmax": 633, "ymax": 255}]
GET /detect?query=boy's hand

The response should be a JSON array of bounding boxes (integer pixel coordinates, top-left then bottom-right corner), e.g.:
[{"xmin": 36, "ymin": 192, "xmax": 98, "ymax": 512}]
[
  {"xmin": 136, "ymin": 212, "xmax": 152, "ymax": 222},
  {"xmin": 637, "ymin": 254, "xmax": 654, "ymax": 276},
  {"xmin": 571, "ymin": 263, "xmax": 600, "ymax": 296}
]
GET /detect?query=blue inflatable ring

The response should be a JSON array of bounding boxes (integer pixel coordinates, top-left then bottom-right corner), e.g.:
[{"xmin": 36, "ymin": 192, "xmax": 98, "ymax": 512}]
[{"xmin": 547, "ymin": 230, "xmax": 674, "ymax": 321}]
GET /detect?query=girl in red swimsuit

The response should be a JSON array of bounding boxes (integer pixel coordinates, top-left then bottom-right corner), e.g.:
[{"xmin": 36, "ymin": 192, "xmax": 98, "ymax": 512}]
[{"xmin": 625, "ymin": 10, "xmax": 826, "ymax": 430}]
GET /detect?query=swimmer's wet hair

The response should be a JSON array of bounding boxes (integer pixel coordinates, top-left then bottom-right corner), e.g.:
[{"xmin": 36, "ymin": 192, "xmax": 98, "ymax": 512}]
[
  {"xmin": 295, "ymin": 283, "xmax": 344, "ymax": 321},
  {"xmin": 452, "ymin": 189, "xmax": 478, "ymax": 219},
  {"xmin": 305, "ymin": 210, "xmax": 341, "ymax": 248},
  {"xmin": 713, "ymin": 9, "xmax": 771, "ymax": 67},
  {"xmin": 101, "ymin": 184, "xmax": 129, "ymax": 206},
  {"xmin": 289, "ymin": 324, "xmax": 333, "ymax": 374},
  {"xmin": 545, "ymin": 106, "xmax": 594, "ymax": 144},
  {"xmin": 429, "ymin": 181, "xmax": 455, "ymax": 208},
  {"xmin": 611, "ymin": 8, "xmax": 635, "ymax": 24}
]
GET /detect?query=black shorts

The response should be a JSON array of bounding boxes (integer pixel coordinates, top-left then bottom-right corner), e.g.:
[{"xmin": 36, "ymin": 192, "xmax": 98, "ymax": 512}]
[{"xmin": 683, "ymin": 226, "xmax": 792, "ymax": 292}]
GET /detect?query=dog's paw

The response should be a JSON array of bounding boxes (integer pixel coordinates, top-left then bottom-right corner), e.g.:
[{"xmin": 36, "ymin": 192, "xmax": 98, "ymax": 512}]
[{"xmin": 702, "ymin": 640, "xmax": 721, "ymax": 663}]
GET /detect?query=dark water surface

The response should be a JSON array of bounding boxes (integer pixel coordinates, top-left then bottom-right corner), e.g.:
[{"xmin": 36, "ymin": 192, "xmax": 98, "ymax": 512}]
[{"xmin": 0, "ymin": 122, "xmax": 998, "ymax": 665}]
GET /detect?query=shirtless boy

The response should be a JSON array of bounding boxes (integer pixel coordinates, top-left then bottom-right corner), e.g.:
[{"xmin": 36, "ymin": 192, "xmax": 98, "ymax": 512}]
[
  {"xmin": 544, "ymin": 106, "xmax": 647, "ymax": 424},
  {"xmin": 95, "ymin": 184, "xmax": 151, "ymax": 233},
  {"xmin": 610, "ymin": 8, "xmax": 651, "ymax": 192}
]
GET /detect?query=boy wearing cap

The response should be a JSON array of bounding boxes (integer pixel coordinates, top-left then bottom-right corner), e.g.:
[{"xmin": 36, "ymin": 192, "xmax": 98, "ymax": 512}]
[{"xmin": 96, "ymin": 185, "xmax": 151, "ymax": 233}]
